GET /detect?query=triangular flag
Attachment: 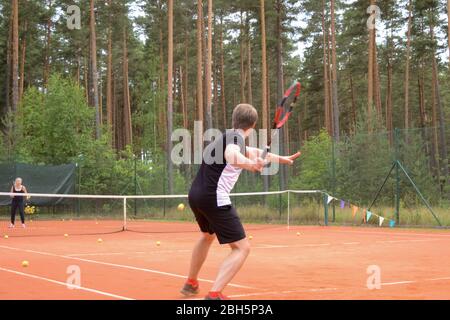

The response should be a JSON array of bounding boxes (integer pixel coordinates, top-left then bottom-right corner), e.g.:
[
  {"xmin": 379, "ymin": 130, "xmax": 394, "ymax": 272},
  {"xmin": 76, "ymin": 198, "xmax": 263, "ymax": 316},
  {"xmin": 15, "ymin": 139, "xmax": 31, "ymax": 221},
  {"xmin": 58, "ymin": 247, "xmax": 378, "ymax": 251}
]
[
  {"xmin": 366, "ymin": 211, "xmax": 373, "ymax": 222},
  {"xmin": 389, "ymin": 220, "xmax": 396, "ymax": 228},
  {"xmin": 327, "ymin": 195, "xmax": 334, "ymax": 205},
  {"xmin": 340, "ymin": 200, "xmax": 345, "ymax": 209},
  {"xmin": 352, "ymin": 205, "xmax": 359, "ymax": 218},
  {"xmin": 379, "ymin": 217, "xmax": 385, "ymax": 227}
]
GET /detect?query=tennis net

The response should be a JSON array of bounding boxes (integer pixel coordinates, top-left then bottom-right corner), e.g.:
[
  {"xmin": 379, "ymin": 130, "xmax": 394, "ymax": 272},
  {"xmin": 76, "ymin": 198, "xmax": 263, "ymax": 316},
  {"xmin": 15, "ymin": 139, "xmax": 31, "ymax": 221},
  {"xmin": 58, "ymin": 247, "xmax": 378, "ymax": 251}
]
[{"xmin": 0, "ymin": 190, "xmax": 327, "ymax": 237}]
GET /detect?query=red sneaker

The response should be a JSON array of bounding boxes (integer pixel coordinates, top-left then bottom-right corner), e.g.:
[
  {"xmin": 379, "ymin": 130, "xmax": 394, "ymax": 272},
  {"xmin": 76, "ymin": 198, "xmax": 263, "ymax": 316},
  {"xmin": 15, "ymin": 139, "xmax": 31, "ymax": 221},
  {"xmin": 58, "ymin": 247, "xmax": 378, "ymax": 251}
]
[
  {"xmin": 180, "ymin": 283, "xmax": 199, "ymax": 296},
  {"xmin": 204, "ymin": 292, "xmax": 229, "ymax": 300}
]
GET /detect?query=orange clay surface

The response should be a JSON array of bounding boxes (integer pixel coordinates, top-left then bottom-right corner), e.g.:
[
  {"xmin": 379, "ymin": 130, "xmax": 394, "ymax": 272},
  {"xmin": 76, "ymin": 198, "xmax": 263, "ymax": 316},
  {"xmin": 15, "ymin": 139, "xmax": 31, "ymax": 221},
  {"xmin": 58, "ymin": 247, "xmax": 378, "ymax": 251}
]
[{"xmin": 1, "ymin": 220, "xmax": 450, "ymax": 300}]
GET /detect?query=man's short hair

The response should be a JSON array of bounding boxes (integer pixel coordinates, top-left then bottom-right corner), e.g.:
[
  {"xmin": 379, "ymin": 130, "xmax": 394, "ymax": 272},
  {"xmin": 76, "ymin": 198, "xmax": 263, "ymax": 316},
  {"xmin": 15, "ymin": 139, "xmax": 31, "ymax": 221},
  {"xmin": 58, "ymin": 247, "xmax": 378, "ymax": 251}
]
[{"xmin": 232, "ymin": 104, "xmax": 258, "ymax": 130}]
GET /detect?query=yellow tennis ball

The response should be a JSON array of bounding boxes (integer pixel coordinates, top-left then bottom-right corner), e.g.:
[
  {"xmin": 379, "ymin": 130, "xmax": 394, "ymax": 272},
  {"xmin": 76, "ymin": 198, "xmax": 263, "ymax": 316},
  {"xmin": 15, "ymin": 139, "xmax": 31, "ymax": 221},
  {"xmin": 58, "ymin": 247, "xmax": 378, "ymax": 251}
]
[
  {"xmin": 296, "ymin": 232, "xmax": 301, "ymax": 236},
  {"xmin": 249, "ymin": 236, "xmax": 253, "ymax": 240},
  {"xmin": 97, "ymin": 238, "xmax": 103, "ymax": 243},
  {"xmin": 156, "ymin": 241, "xmax": 161, "ymax": 246},
  {"xmin": 22, "ymin": 261, "xmax": 29, "ymax": 267},
  {"xmin": 4, "ymin": 235, "xmax": 9, "ymax": 239},
  {"xmin": 64, "ymin": 234, "xmax": 69, "ymax": 237},
  {"xmin": 177, "ymin": 203, "xmax": 185, "ymax": 211}
]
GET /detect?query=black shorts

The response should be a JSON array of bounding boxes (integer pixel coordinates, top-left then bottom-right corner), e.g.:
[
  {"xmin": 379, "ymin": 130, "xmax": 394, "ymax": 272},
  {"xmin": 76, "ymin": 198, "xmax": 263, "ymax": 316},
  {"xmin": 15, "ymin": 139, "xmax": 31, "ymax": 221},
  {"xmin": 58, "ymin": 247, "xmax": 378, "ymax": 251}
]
[{"xmin": 188, "ymin": 199, "xmax": 246, "ymax": 245}]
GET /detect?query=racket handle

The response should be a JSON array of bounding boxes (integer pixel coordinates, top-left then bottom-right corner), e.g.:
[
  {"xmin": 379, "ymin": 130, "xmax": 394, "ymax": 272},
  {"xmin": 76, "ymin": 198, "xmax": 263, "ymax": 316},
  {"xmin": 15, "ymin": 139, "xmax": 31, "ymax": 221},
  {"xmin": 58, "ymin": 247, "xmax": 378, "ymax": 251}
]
[
  {"xmin": 261, "ymin": 147, "xmax": 271, "ymax": 169},
  {"xmin": 261, "ymin": 146, "xmax": 270, "ymax": 160}
]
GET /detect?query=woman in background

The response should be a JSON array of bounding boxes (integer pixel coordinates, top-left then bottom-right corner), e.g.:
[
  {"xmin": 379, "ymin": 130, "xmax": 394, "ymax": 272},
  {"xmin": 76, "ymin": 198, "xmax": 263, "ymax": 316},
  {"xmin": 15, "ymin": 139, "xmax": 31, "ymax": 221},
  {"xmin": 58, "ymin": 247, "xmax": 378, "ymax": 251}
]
[{"xmin": 9, "ymin": 178, "xmax": 29, "ymax": 228}]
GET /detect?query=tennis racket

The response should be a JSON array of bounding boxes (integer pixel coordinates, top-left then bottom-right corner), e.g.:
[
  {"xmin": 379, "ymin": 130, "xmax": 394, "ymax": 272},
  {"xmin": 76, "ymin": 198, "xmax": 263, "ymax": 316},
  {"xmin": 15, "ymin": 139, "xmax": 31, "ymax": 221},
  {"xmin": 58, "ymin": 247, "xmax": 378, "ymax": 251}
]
[{"xmin": 261, "ymin": 80, "xmax": 301, "ymax": 160}]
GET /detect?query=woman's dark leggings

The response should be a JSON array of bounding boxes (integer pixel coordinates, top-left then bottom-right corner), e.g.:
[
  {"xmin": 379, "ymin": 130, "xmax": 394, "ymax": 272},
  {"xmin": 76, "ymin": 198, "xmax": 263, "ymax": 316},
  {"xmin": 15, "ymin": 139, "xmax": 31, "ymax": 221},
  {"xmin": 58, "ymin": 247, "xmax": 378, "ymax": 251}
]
[{"xmin": 11, "ymin": 201, "xmax": 25, "ymax": 225}]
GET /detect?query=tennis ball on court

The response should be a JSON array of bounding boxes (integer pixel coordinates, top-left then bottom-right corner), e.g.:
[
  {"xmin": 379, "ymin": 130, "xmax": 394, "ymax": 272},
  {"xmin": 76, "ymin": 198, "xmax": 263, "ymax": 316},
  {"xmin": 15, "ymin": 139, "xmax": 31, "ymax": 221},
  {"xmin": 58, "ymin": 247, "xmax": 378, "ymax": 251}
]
[
  {"xmin": 64, "ymin": 234, "xmax": 69, "ymax": 237},
  {"xmin": 249, "ymin": 236, "xmax": 253, "ymax": 240},
  {"xmin": 177, "ymin": 203, "xmax": 185, "ymax": 211},
  {"xmin": 4, "ymin": 235, "xmax": 9, "ymax": 239},
  {"xmin": 156, "ymin": 241, "xmax": 161, "ymax": 246},
  {"xmin": 97, "ymin": 238, "xmax": 103, "ymax": 243},
  {"xmin": 296, "ymin": 232, "xmax": 301, "ymax": 236},
  {"xmin": 22, "ymin": 261, "xmax": 29, "ymax": 268}
]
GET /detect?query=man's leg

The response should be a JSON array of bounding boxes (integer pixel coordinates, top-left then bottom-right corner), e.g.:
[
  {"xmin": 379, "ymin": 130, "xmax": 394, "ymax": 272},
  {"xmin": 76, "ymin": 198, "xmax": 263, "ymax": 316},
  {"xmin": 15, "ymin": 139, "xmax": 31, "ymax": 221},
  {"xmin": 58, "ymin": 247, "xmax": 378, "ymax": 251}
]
[
  {"xmin": 188, "ymin": 232, "xmax": 216, "ymax": 281},
  {"xmin": 210, "ymin": 238, "xmax": 250, "ymax": 292}
]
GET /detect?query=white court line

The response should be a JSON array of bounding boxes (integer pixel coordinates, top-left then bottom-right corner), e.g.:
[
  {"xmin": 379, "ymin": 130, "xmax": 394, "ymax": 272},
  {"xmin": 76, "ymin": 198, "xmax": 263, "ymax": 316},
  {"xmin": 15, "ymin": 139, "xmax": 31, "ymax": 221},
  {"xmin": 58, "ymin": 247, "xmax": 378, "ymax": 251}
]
[
  {"xmin": 254, "ymin": 243, "xmax": 331, "ymax": 249},
  {"xmin": 0, "ymin": 245, "xmax": 255, "ymax": 290},
  {"xmin": 343, "ymin": 242, "xmax": 360, "ymax": 245},
  {"xmin": 427, "ymin": 277, "xmax": 450, "ymax": 281},
  {"xmin": 66, "ymin": 252, "xmax": 146, "ymax": 257},
  {"xmin": 66, "ymin": 249, "xmax": 192, "ymax": 257},
  {"xmin": 382, "ymin": 281, "xmax": 416, "ymax": 286},
  {"xmin": 376, "ymin": 239, "xmax": 438, "ymax": 244},
  {"xmin": 0, "ymin": 267, "xmax": 134, "ymax": 300}
]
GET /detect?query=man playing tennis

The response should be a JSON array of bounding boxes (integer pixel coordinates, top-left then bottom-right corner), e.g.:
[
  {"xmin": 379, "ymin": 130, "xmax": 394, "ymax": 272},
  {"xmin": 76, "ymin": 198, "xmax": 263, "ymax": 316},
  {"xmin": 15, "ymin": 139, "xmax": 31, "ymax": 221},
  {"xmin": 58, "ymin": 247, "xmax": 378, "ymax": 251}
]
[{"xmin": 181, "ymin": 104, "xmax": 301, "ymax": 300}]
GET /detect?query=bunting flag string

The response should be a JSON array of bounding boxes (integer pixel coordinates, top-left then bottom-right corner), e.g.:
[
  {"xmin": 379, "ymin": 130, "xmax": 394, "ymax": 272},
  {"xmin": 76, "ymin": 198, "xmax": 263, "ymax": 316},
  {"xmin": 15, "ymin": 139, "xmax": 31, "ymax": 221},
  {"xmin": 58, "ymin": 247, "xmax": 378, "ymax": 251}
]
[
  {"xmin": 326, "ymin": 193, "xmax": 393, "ymax": 228},
  {"xmin": 327, "ymin": 195, "xmax": 335, "ymax": 205}
]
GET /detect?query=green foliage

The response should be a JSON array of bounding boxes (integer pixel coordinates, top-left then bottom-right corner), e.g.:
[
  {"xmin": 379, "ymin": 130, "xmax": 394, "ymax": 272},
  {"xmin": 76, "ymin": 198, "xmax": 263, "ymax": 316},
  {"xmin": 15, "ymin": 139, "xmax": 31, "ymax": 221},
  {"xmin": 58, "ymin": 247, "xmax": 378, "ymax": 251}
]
[
  {"xmin": 291, "ymin": 130, "xmax": 334, "ymax": 191},
  {"xmin": 16, "ymin": 75, "xmax": 94, "ymax": 164}
]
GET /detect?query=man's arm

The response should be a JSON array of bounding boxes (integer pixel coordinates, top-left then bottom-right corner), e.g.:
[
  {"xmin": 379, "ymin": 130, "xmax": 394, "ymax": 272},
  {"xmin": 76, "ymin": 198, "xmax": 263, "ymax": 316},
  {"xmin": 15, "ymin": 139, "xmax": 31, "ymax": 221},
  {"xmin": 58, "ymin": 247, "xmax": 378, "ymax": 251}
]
[
  {"xmin": 246, "ymin": 146, "xmax": 301, "ymax": 165},
  {"xmin": 10, "ymin": 186, "xmax": 14, "ymax": 198},
  {"xmin": 225, "ymin": 145, "xmax": 265, "ymax": 172}
]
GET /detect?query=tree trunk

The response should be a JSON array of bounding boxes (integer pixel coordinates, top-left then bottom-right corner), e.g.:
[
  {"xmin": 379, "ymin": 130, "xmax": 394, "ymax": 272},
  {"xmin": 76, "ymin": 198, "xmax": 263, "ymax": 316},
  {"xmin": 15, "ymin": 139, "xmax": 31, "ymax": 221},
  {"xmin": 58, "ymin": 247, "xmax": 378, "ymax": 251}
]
[
  {"xmin": 240, "ymin": 11, "xmax": 246, "ymax": 103},
  {"xmin": 43, "ymin": 0, "xmax": 52, "ymax": 87},
  {"xmin": 219, "ymin": 16, "xmax": 227, "ymax": 129},
  {"xmin": 106, "ymin": 0, "xmax": 113, "ymax": 144},
  {"xmin": 4, "ymin": 10, "xmax": 12, "ymax": 113},
  {"xmin": 76, "ymin": 52, "xmax": 80, "ymax": 86},
  {"xmin": 404, "ymin": 0, "xmax": 412, "ymax": 130},
  {"xmin": 196, "ymin": 0, "xmax": 204, "ymax": 130},
  {"xmin": 322, "ymin": 0, "xmax": 331, "ymax": 135},
  {"xmin": 184, "ymin": 23, "xmax": 189, "ymax": 130},
  {"xmin": 90, "ymin": 0, "xmax": 101, "ymax": 139},
  {"xmin": 123, "ymin": 27, "xmax": 132, "ymax": 147},
  {"xmin": 246, "ymin": 16, "xmax": 253, "ymax": 106},
  {"xmin": 448, "ymin": 0, "xmax": 450, "ymax": 68},
  {"xmin": 84, "ymin": 56, "xmax": 89, "ymax": 103},
  {"xmin": 330, "ymin": 0, "xmax": 340, "ymax": 141},
  {"xmin": 167, "ymin": 0, "xmax": 174, "ymax": 194},
  {"xmin": 180, "ymin": 67, "xmax": 187, "ymax": 129},
  {"xmin": 418, "ymin": 70, "xmax": 426, "ymax": 128},
  {"xmin": 19, "ymin": 21, "xmax": 27, "ymax": 101},
  {"xmin": 11, "ymin": 0, "xmax": 19, "ymax": 113},
  {"xmin": 432, "ymin": 47, "xmax": 449, "ymax": 186},
  {"xmin": 260, "ymin": 0, "xmax": 268, "ymax": 131},
  {"xmin": 367, "ymin": 0, "xmax": 375, "ymax": 131},
  {"xmin": 350, "ymin": 73, "xmax": 357, "ymax": 134},
  {"xmin": 260, "ymin": 0, "xmax": 269, "ymax": 192},
  {"xmin": 158, "ymin": 0, "xmax": 166, "ymax": 148},
  {"xmin": 386, "ymin": 56, "xmax": 393, "ymax": 145},
  {"xmin": 373, "ymin": 43, "xmax": 382, "ymax": 123},
  {"xmin": 205, "ymin": 0, "xmax": 213, "ymax": 130}
]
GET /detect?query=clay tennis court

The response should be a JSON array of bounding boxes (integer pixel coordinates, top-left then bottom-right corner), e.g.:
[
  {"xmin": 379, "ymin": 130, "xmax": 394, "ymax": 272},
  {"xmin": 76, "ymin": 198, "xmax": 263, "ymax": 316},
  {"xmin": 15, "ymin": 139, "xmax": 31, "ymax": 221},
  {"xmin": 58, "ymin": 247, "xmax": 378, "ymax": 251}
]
[{"xmin": 1, "ymin": 221, "xmax": 449, "ymax": 300}]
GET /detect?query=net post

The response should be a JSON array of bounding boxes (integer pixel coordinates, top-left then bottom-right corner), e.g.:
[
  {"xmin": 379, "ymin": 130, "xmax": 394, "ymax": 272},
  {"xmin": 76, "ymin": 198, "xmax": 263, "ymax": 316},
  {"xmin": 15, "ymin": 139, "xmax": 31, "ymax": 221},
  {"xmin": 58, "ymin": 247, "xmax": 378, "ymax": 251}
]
[
  {"xmin": 123, "ymin": 197, "xmax": 127, "ymax": 231},
  {"xmin": 323, "ymin": 192, "xmax": 329, "ymax": 226},
  {"xmin": 287, "ymin": 190, "xmax": 290, "ymax": 230}
]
